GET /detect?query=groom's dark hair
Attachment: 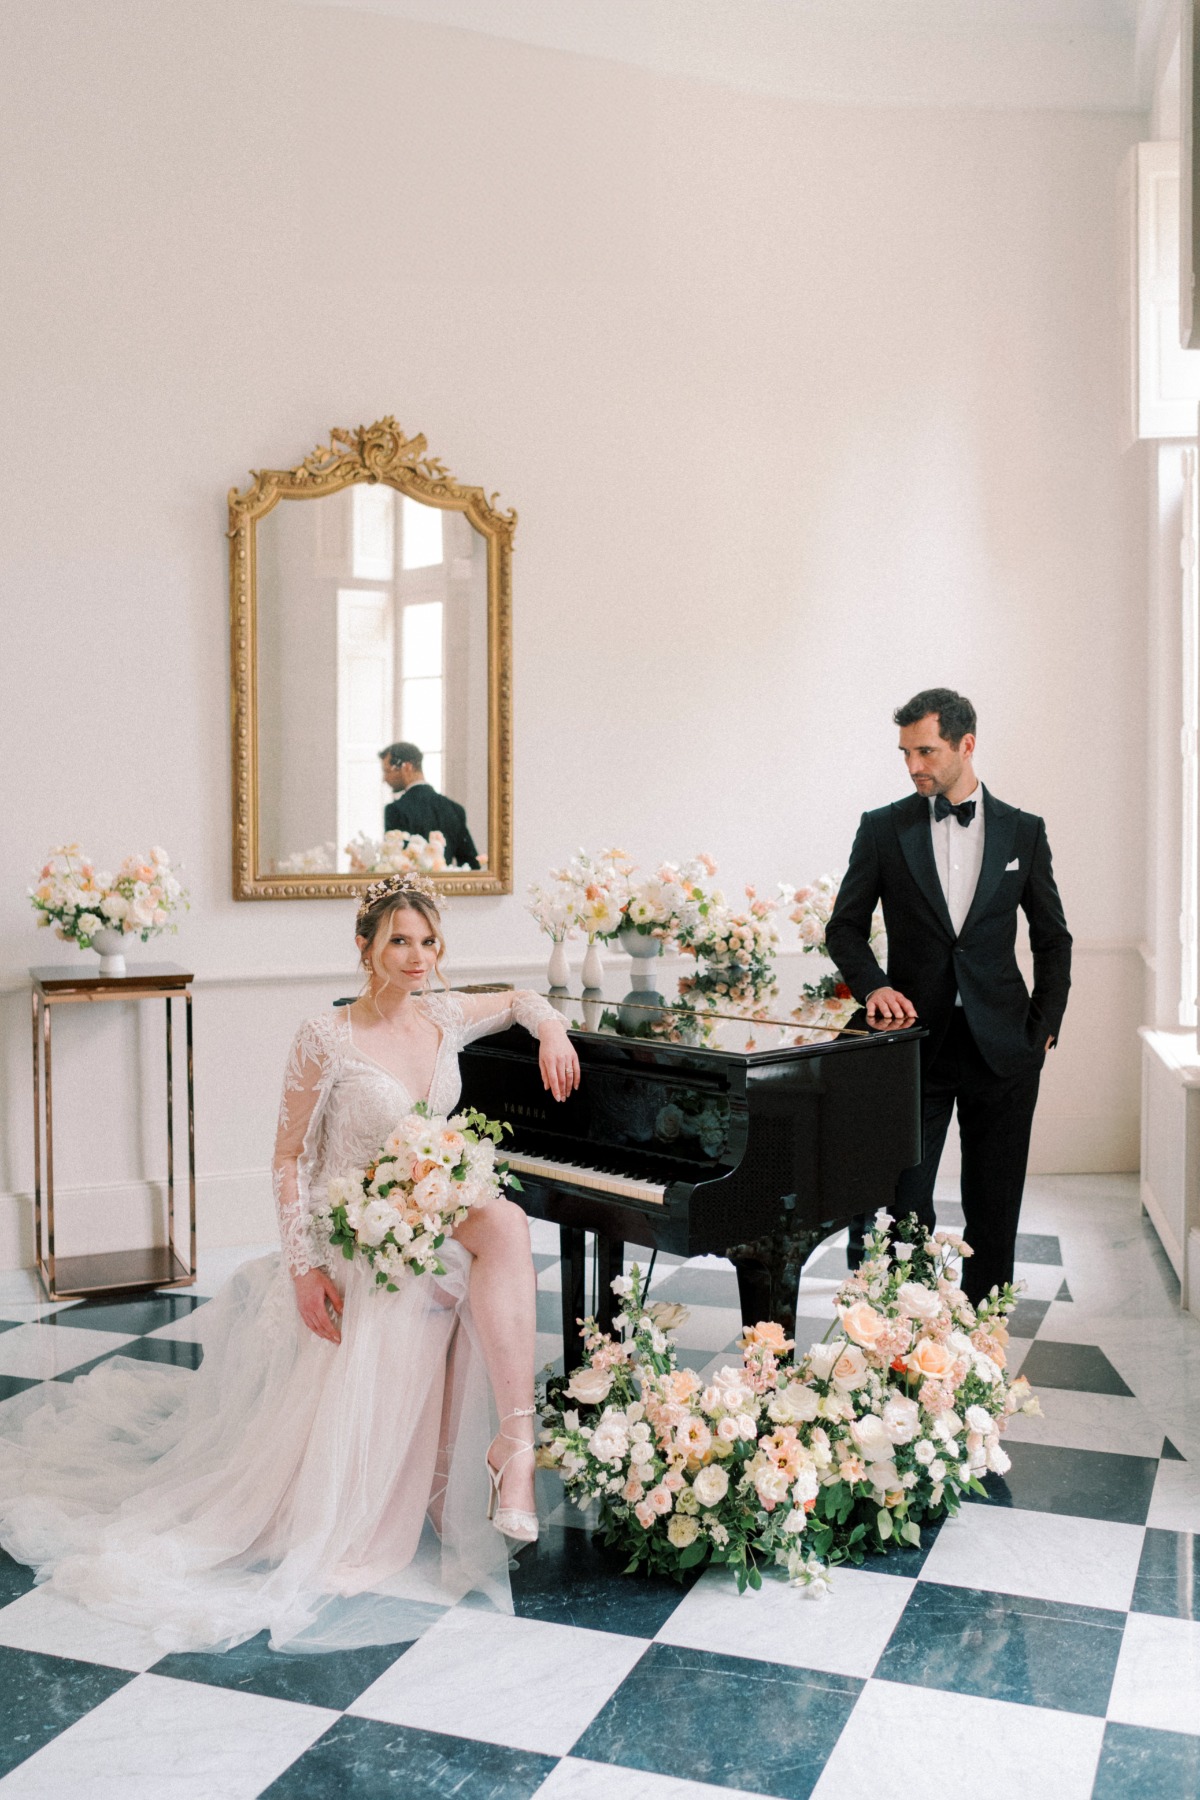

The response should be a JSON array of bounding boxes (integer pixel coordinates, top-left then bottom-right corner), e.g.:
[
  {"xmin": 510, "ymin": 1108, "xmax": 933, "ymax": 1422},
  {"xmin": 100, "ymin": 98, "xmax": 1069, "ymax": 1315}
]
[{"xmin": 894, "ymin": 688, "xmax": 976, "ymax": 747}]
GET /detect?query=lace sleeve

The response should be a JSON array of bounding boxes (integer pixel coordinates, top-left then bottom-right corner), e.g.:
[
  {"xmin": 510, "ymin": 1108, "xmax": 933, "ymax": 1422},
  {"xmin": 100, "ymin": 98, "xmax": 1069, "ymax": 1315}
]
[
  {"xmin": 423, "ymin": 987, "xmax": 566, "ymax": 1048},
  {"xmin": 272, "ymin": 1014, "xmax": 339, "ymax": 1278}
]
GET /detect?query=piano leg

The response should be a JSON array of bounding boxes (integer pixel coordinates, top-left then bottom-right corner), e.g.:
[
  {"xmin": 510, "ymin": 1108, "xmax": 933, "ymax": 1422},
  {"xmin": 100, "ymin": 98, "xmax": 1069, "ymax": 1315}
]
[
  {"xmin": 559, "ymin": 1226, "xmax": 586, "ymax": 1374},
  {"xmin": 594, "ymin": 1234, "xmax": 624, "ymax": 1336},
  {"xmin": 727, "ymin": 1216, "xmax": 828, "ymax": 1338}
]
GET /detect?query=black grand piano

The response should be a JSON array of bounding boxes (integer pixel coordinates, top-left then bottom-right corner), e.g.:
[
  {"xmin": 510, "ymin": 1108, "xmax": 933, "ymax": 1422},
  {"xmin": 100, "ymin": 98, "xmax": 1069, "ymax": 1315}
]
[{"xmin": 458, "ymin": 967, "xmax": 924, "ymax": 1368}]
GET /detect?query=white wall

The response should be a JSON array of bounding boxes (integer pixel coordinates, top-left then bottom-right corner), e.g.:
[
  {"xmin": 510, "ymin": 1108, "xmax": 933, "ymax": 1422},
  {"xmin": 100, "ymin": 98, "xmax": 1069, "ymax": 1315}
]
[{"xmin": 0, "ymin": 0, "xmax": 1145, "ymax": 1267}]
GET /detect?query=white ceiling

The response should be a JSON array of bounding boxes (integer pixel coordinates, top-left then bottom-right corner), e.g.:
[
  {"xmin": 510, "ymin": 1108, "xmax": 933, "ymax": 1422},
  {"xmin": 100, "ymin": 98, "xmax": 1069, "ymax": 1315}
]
[{"xmin": 283, "ymin": 0, "xmax": 1163, "ymax": 112}]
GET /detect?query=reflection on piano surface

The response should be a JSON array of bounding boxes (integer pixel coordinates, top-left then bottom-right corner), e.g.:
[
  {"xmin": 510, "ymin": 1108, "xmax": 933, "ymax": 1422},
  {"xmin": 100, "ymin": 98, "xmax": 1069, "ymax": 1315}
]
[{"xmin": 458, "ymin": 969, "xmax": 924, "ymax": 1368}]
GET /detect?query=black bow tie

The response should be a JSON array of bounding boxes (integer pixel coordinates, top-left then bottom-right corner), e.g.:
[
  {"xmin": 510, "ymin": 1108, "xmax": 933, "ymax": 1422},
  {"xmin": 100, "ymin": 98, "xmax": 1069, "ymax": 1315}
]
[{"xmin": 933, "ymin": 795, "xmax": 977, "ymax": 827}]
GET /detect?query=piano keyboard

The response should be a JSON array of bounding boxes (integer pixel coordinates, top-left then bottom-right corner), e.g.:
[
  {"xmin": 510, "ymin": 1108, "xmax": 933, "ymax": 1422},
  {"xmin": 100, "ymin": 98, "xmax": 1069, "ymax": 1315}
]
[{"xmin": 504, "ymin": 1150, "xmax": 667, "ymax": 1208}]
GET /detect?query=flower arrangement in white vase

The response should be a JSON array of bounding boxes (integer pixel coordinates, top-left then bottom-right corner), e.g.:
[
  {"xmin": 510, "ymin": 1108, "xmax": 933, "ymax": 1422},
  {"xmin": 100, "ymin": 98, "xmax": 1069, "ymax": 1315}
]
[
  {"xmin": 29, "ymin": 845, "xmax": 189, "ymax": 976},
  {"xmin": 527, "ymin": 848, "xmax": 633, "ymax": 990}
]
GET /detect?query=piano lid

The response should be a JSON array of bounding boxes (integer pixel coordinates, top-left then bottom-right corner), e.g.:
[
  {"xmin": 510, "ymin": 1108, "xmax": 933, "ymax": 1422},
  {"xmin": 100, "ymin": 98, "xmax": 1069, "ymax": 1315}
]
[{"xmin": 518, "ymin": 954, "xmax": 923, "ymax": 1060}]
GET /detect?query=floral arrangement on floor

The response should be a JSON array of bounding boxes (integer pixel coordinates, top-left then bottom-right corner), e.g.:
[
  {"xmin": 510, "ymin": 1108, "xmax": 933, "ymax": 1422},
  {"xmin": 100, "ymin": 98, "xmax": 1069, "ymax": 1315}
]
[
  {"xmin": 538, "ymin": 1213, "xmax": 1038, "ymax": 1591},
  {"xmin": 345, "ymin": 829, "xmax": 452, "ymax": 877},
  {"xmin": 29, "ymin": 845, "xmax": 188, "ymax": 950},
  {"xmin": 315, "ymin": 1105, "xmax": 518, "ymax": 1284}
]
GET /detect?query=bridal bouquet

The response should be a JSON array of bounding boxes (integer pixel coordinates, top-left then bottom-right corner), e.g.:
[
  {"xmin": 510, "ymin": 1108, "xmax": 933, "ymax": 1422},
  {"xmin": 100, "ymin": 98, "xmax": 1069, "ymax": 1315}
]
[
  {"xmin": 316, "ymin": 1105, "xmax": 519, "ymax": 1285},
  {"xmin": 538, "ymin": 1214, "xmax": 1037, "ymax": 1591},
  {"xmin": 345, "ymin": 829, "xmax": 451, "ymax": 876},
  {"xmin": 29, "ymin": 844, "xmax": 188, "ymax": 949}
]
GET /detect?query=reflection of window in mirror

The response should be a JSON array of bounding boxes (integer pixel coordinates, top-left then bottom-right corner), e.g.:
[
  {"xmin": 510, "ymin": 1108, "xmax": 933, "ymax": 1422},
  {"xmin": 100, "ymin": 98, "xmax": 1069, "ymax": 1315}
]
[
  {"xmin": 401, "ymin": 602, "xmax": 444, "ymax": 792},
  {"xmin": 401, "ymin": 494, "xmax": 443, "ymax": 570}
]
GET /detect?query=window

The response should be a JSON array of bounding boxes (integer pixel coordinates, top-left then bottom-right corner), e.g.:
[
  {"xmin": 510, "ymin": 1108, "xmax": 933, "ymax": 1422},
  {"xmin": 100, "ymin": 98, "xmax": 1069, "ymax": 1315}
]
[
  {"xmin": 401, "ymin": 601, "xmax": 444, "ymax": 793},
  {"xmin": 401, "ymin": 496, "xmax": 443, "ymax": 570}
]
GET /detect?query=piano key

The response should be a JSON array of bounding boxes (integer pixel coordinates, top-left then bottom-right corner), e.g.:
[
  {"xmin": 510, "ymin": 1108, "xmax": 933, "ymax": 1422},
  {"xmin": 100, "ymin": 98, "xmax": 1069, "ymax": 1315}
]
[{"xmin": 504, "ymin": 1150, "xmax": 667, "ymax": 1207}]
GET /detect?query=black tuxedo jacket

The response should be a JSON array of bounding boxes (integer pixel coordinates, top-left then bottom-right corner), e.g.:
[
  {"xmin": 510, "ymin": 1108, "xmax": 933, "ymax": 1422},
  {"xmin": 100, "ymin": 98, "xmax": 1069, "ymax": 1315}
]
[
  {"xmin": 383, "ymin": 784, "xmax": 479, "ymax": 869},
  {"xmin": 824, "ymin": 788, "xmax": 1071, "ymax": 1077}
]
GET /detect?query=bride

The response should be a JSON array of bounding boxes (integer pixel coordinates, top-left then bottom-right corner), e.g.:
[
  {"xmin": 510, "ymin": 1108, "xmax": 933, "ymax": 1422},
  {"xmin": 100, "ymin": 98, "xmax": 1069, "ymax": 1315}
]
[{"xmin": 0, "ymin": 874, "xmax": 580, "ymax": 1654}]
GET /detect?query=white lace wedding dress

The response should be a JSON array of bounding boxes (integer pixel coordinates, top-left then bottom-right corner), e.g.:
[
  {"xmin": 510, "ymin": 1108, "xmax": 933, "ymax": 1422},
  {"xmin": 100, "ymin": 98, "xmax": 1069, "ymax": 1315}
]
[{"xmin": 0, "ymin": 988, "xmax": 558, "ymax": 1655}]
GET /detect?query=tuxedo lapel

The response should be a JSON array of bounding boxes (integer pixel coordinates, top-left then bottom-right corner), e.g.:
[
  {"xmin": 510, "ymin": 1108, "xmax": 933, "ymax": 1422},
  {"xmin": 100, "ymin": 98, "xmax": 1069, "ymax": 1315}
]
[
  {"xmin": 893, "ymin": 795, "xmax": 956, "ymax": 941},
  {"xmin": 959, "ymin": 788, "xmax": 1019, "ymax": 935}
]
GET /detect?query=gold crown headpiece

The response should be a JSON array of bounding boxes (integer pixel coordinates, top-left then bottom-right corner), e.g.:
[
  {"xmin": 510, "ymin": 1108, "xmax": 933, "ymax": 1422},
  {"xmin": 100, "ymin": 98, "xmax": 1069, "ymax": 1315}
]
[{"xmin": 356, "ymin": 870, "xmax": 442, "ymax": 930}]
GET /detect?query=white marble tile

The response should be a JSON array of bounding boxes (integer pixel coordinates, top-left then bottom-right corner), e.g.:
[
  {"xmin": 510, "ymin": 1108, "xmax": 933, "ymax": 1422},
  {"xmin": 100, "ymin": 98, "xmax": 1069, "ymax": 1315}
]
[
  {"xmin": 1147, "ymin": 1457, "xmax": 1200, "ymax": 1533},
  {"xmin": 1012, "ymin": 1262, "xmax": 1068, "ymax": 1302},
  {"xmin": 145, "ymin": 1305, "xmax": 221, "ymax": 1344},
  {"xmin": 655, "ymin": 1563, "xmax": 914, "ymax": 1679},
  {"xmin": 527, "ymin": 1218, "xmax": 561, "ymax": 1256},
  {"xmin": 919, "ymin": 1504, "xmax": 1145, "ymax": 1612},
  {"xmin": 670, "ymin": 1305, "xmax": 743, "ymax": 1352},
  {"xmin": 0, "ymin": 1322, "xmax": 136, "ymax": 1380},
  {"xmin": 348, "ymin": 1607, "xmax": 646, "ymax": 1756},
  {"xmin": 0, "ymin": 1672, "xmax": 336, "ymax": 1799},
  {"xmin": 537, "ymin": 1760, "xmax": 768, "ymax": 1800},
  {"xmin": 0, "ymin": 1587, "xmax": 162, "ymax": 1672},
  {"xmin": 1001, "ymin": 1388, "xmax": 1166, "ymax": 1460},
  {"xmin": 1107, "ymin": 1612, "xmax": 1200, "ymax": 1737},
  {"xmin": 811, "ymin": 1680, "xmax": 1105, "ymax": 1800},
  {"xmin": 535, "ymin": 1331, "xmax": 563, "ymax": 1374}
]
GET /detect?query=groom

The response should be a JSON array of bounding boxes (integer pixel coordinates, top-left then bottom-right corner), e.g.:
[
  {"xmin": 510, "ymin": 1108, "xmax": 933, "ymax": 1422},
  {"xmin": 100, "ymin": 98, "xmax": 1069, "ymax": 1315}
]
[{"xmin": 824, "ymin": 688, "xmax": 1072, "ymax": 1305}]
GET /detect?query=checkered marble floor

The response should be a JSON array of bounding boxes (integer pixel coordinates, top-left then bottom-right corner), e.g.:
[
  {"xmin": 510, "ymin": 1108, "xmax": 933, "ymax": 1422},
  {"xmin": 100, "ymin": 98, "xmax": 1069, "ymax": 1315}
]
[{"xmin": 0, "ymin": 1175, "xmax": 1197, "ymax": 1799}]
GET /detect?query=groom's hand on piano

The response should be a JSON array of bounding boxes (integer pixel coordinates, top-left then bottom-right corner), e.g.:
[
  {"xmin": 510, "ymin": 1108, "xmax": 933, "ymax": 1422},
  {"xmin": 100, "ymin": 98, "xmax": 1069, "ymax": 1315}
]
[
  {"xmin": 538, "ymin": 1021, "xmax": 581, "ymax": 1103},
  {"xmin": 866, "ymin": 986, "xmax": 917, "ymax": 1023}
]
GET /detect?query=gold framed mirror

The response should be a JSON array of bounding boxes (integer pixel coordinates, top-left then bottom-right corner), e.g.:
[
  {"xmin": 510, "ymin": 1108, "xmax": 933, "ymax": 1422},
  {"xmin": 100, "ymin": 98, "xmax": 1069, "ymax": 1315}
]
[{"xmin": 229, "ymin": 418, "xmax": 514, "ymax": 899}]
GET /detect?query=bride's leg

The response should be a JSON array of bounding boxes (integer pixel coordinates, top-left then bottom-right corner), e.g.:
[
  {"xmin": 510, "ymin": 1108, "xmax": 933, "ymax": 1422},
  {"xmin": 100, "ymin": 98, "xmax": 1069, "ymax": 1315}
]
[{"xmin": 454, "ymin": 1199, "xmax": 537, "ymax": 1515}]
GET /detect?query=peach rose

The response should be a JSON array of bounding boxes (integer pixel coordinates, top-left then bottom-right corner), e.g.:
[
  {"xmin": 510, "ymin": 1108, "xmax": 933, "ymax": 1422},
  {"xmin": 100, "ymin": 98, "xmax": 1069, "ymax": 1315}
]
[
  {"xmin": 564, "ymin": 1367, "xmax": 614, "ymax": 1405},
  {"xmin": 741, "ymin": 1321, "xmax": 792, "ymax": 1353},
  {"xmin": 622, "ymin": 1476, "xmax": 645, "ymax": 1503},
  {"xmin": 909, "ymin": 1338, "xmax": 954, "ymax": 1380},
  {"xmin": 634, "ymin": 1501, "xmax": 656, "ymax": 1529},
  {"xmin": 841, "ymin": 1302, "xmax": 888, "ymax": 1350}
]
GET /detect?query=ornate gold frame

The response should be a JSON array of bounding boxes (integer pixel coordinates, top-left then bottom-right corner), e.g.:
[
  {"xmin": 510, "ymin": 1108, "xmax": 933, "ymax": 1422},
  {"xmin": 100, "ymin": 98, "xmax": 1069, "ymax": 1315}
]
[{"xmin": 229, "ymin": 417, "xmax": 514, "ymax": 899}]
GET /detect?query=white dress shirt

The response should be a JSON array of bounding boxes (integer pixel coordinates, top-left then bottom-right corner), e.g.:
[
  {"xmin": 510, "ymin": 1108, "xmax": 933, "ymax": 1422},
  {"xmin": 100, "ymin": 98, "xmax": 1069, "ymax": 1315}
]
[{"xmin": 930, "ymin": 783, "xmax": 985, "ymax": 1001}]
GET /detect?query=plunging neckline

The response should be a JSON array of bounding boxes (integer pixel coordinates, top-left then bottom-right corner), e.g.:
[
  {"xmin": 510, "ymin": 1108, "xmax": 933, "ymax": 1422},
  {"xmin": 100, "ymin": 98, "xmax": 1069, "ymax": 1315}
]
[{"xmin": 342, "ymin": 1001, "xmax": 445, "ymax": 1108}]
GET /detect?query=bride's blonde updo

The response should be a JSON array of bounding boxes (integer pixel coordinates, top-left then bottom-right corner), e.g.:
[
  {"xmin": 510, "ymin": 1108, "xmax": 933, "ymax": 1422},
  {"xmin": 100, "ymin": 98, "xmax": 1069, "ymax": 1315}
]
[{"xmin": 355, "ymin": 874, "xmax": 447, "ymax": 995}]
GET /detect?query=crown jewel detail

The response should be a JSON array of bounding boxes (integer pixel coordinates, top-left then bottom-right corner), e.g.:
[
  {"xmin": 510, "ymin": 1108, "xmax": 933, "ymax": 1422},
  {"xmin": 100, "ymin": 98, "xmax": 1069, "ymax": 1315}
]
[{"xmin": 356, "ymin": 870, "xmax": 441, "ymax": 928}]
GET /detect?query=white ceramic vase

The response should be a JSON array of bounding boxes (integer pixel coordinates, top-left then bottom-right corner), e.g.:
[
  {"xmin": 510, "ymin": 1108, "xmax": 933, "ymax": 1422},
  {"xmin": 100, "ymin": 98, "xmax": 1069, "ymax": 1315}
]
[
  {"xmin": 546, "ymin": 939, "xmax": 570, "ymax": 988},
  {"xmin": 581, "ymin": 939, "xmax": 605, "ymax": 990},
  {"xmin": 617, "ymin": 923, "xmax": 663, "ymax": 990},
  {"xmin": 91, "ymin": 927, "xmax": 128, "ymax": 977}
]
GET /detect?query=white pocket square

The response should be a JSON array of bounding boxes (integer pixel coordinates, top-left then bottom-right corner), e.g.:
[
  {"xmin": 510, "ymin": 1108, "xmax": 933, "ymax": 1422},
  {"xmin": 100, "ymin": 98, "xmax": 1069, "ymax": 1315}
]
[{"xmin": 1005, "ymin": 858, "xmax": 1019, "ymax": 871}]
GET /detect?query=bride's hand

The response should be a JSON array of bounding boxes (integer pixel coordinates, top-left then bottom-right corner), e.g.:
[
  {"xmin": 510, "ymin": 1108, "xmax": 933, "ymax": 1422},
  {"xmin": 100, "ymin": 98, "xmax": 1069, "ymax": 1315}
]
[
  {"xmin": 293, "ymin": 1269, "xmax": 344, "ymax": 1344},
  {"xmin": 538, "ymin": 1022, "xmax": 581, "ymax": 1102}
]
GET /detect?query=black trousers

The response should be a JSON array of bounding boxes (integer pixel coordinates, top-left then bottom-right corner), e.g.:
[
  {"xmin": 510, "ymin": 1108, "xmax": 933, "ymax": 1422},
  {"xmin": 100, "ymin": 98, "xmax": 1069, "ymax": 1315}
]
[{"xmin": 849, "ymin": 1011, "xmax": 1042, "ymax": 1307}]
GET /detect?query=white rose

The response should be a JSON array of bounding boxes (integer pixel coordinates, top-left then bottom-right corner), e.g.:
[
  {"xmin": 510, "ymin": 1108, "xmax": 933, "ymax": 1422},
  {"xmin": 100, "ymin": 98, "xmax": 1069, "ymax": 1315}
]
[
  {"xmin": 630, "ymin": 1440, "xmax": 654, "ymax": 1466},
  {"xmin": 564, "ymin": 1367, "xmax": 614, "ymax": 1406},
  {"xmin": 768, "ymin": 1383, "xmax": 821, "ymax": 1424},
  {"xmin": 986, "ymin": 1441, "xmax": 1012, "ymax": 1475},
  {"xmin": 589, "ymin": 1416, "xmax": 629, "ymax": 1464},
  {"xmin": 881, "ymin": 1394, "xmax": 920, "ymax": 1445},
  {"xmin": 929, "ymin": 1458, "xmax": 947, "ymax": 1482},
  {"xmin": 754, "ymin": 1466, "xmax": 791, "ymax": 1507},
  {"xmin": 965, "ymin": 1405, "xmax": 993, "ymax": 1434},
  {"xmin": 947, "ymin": 1330, "xmax": 974, "ymax": 1356},
  {"xmin": 781, "ymin": 1508, "xmax": 807, "ymax": 1535},
  {"xmin": 667, "ymin": 1514, "xmax": 701, "ymax": 1548},
  {"xmin": 77, "ymin": 913, "xmax": 102, "ymax": 938},
  {"xmin": 850, "ymin": 1414, "xmax": 894, "ymax": 1463},
  {"xmin": 896, "ymin": 1281, "xmax": 942, "ymax": 1323},
  {"xmin": 692, "ymin": 1464, "xmax": 730, "ymax": 1508},
  {"xmin": 100, "ymin": 893, "xmax": 129, "ymax": 921},
  {"xmin": 914, "ymin": 1439, "xmax": 936, "ymax": 1466},
  {"xmin": 358, "ymin": 1198, "xmax": 402, "ymax": 1246},
  {"xmin": 806, "ymin": 1339, "xmax": 844, "ymax": 1381},
  {"xmin": 791, "ymin": 1464, "xmax": 819, "ymax": 1504},
  {"xmin": 932, "ymin": 1412, "xmax": 962, "ymax": 1443}
]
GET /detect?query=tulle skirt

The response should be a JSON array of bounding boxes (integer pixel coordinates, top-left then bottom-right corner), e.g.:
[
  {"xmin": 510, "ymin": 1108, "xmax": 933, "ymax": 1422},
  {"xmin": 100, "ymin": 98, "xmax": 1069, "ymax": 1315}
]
[{"xmin": 0, "ymin": 1247, "xmax": 513, "ymax": 1653}]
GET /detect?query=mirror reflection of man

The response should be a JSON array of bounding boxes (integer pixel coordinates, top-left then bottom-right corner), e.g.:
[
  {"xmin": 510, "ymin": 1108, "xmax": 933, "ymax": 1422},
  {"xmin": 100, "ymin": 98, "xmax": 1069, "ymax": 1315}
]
[
  {"xmin": 379, "ymin": 741, "xmax": 480, "ymax": 869},
  {"xmin": 824, "ymin": 688, "xmax": 1072, "ymax": 1306}
]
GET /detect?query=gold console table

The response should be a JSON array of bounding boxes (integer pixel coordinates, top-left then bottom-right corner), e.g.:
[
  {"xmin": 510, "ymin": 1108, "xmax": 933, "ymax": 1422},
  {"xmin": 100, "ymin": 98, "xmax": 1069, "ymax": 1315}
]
[{"xmin": 30, "ymin": 964, "xmax": 196, "ymax": 1299}]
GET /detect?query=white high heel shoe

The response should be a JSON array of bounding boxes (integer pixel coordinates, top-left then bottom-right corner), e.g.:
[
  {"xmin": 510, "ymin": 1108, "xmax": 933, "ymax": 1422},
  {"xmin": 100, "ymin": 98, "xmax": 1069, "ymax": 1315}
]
[{"xmin": 486, "ymin": 1407, "xmax": 539, "ymax": 1544}]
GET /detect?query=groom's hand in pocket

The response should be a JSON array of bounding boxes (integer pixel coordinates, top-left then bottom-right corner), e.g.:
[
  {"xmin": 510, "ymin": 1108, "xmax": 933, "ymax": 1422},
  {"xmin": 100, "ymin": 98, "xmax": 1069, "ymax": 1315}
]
[{"xmin": 293, "ymin": 1269, "xmax": 344, "ymax": 1344}]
